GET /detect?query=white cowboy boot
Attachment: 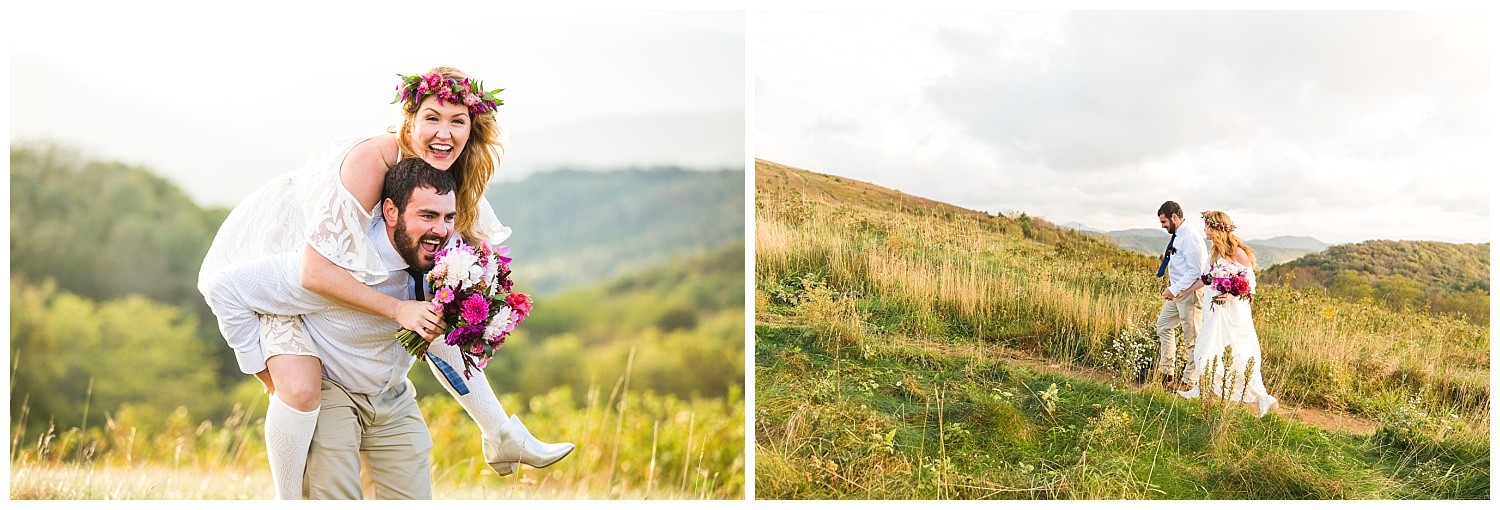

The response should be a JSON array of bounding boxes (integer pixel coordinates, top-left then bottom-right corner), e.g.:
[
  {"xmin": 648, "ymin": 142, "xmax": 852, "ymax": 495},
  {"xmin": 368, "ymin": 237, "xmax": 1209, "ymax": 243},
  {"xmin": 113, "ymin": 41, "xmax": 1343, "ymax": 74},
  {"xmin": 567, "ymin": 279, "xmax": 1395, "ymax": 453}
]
[{"xmin": 483, "ymin": 414, "xmax": 575, "ymax": 475}]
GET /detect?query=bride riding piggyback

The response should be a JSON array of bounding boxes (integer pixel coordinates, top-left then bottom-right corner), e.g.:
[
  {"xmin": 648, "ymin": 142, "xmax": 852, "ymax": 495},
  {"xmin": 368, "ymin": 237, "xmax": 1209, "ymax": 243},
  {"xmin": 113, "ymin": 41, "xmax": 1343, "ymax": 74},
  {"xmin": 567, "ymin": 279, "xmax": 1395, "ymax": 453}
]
[{"xmin": 199, "ymin": 67, "xmax": 572, "ymax": 499}]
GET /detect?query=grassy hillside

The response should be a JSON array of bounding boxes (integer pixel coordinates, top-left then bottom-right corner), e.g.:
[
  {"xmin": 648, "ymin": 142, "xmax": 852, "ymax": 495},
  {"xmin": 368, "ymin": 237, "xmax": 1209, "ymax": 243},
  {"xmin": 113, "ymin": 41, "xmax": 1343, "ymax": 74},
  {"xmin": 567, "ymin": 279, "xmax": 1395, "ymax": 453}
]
[
  {"xmin": 753, "ymin": 159, "xmax": 1488, "ymax": 499},
  {"xmin": 488, "ymin": 168, "xmax": 744, "ymax": 294},
  {"xmin": 1262, "ymin": 241, "xmax": 1489, "ymax": 325}
]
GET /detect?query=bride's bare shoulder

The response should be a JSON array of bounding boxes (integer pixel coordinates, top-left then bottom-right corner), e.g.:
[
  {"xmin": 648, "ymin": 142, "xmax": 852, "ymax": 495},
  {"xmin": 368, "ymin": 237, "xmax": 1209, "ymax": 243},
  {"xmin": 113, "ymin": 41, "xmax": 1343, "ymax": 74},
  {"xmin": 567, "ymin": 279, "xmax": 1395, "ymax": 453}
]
[
  {"xmin": 1231, "ymin": 247, "xmax": 1253, "ymax": 267},
  {"xmin": 348, "ymin": 134, "xmax": 400, "ymax": 167},
  {"xmin": 340, "ymin": 135, "xmax": 401, "ymax": 210}
]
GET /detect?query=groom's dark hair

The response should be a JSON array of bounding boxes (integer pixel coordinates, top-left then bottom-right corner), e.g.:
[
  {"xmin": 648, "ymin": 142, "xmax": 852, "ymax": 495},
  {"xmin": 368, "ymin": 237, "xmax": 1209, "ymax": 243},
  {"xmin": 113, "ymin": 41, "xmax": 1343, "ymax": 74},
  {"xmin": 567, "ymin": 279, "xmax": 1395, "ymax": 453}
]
[
  {"xmin": 382, "ymin": 158, "xmax": 458, "ymax": 213},
  {"xmin": 1157, "ymin": 201, "xmax": 1183, "ymax": 219}
]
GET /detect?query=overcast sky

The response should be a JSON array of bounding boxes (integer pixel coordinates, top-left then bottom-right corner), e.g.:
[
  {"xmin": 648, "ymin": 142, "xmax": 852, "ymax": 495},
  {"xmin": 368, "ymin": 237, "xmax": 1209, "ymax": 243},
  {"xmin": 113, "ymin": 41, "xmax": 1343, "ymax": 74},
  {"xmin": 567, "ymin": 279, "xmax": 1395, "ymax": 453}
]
[
  {"xmin": 10, "ymin": 2, "xmax": 744, "ymax": 207},
  {"xmin": 755, "ymin": 10, "xmax": 1492, "ymax": 244}
]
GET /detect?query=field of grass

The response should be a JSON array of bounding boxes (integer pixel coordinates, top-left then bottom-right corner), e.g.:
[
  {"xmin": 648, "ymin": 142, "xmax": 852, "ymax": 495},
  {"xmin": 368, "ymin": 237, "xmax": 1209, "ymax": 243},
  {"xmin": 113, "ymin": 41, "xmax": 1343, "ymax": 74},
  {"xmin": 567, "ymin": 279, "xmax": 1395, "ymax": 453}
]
[
  {"xmin": 12, "ymin": 376, "xmax": 744, "ymax": 500},
  {"xmin": 753, "ymin": 159, "xmax": 1489, "ymax": 499}
]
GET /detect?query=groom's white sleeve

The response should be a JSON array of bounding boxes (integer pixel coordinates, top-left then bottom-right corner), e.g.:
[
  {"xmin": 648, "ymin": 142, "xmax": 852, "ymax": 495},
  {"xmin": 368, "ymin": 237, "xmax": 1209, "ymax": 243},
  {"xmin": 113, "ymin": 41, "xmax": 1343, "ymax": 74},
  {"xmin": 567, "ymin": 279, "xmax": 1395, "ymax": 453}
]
[
  {"xmin": 1169, "ymin": 224, "xmax": 1209, "ymax": 295},
  {"xmin": 204, "ymin": 252, "xmax": 334, "ymax": 375}
]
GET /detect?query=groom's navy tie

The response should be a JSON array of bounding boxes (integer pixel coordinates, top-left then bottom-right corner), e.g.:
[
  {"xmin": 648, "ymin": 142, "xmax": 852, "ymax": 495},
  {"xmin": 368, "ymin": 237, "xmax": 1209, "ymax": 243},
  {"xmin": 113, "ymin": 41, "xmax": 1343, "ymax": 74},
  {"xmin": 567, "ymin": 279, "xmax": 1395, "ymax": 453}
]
[
  {"xmin": 1156, "ymin": 233, "xmax": 1177, "ymax": 278},
  {"xmin": 405, "ymin": 268, "xmax": 427, "ymax": 302},
  {"xmin": 407, "ymin": 267, "xmax": 471, "ymax": 395}
]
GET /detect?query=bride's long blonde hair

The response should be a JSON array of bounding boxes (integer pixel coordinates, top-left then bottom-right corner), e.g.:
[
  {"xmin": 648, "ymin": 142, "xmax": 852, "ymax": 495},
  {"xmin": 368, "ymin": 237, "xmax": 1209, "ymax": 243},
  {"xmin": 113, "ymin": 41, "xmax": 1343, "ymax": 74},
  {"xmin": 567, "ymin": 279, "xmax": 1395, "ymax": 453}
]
[
  {"xmin": 1203, "ymin": 211, "xmax": 1257, "ymax": 267},
  {"xmin": 392, "ymin": 66, "xmax": 504, "ymax": 244}
]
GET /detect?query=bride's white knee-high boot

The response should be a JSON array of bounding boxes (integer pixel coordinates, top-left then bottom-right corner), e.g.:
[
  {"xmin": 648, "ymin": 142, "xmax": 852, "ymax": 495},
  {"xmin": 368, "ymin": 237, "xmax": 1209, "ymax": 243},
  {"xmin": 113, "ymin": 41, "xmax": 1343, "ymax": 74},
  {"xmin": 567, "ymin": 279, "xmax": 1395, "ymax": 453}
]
[
  {"xmin": 483, "ymin": 414, "xmax": 575, "ymax": 474},
  {"xmin": 425, "ymin": 341, "xmax": 574, "ymax": 476}
]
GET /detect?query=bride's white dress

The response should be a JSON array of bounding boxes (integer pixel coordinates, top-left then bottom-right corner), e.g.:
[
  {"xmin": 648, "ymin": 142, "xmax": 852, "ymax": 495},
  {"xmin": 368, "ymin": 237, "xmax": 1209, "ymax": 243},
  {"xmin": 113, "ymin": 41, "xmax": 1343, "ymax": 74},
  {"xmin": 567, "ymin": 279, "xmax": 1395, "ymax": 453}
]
[{"xmin": 1177, "ymin": 259, "xmax": 1278, "ymax": 417}]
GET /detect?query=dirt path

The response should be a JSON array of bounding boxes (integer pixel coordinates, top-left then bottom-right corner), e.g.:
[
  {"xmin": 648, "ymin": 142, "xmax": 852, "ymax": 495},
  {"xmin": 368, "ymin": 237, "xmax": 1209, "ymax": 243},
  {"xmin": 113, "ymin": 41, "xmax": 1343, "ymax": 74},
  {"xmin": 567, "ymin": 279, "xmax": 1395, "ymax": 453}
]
[{"xmin": 985, "ymin": 344, "xmax": 1378, "ymax": 436}]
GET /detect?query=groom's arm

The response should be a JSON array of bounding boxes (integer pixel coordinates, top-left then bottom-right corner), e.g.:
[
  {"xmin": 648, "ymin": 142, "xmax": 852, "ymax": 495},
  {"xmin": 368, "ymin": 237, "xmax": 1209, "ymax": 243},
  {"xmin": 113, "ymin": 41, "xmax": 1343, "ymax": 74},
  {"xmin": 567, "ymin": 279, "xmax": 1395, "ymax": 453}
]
[
  {"xmin": 204, "ymin": 253, "xmax": 334, "ymax": 375},
  {"xmin": 1169, "ymin": 225, "xmax": 1208, "ymax": 295}
]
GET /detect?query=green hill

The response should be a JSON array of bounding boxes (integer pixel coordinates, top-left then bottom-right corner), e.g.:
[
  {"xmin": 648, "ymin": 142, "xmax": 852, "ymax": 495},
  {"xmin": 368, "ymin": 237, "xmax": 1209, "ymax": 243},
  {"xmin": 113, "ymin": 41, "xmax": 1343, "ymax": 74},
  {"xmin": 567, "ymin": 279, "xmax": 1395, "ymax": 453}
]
[
  {"xmin": 487, "ymin": 168, "xmax": 744, "ymax": 294},
  {"xmin": 754, "ymin": 159, "xmax": 1487, "ymax": 499},
  {"xmin": 1262, "ymin": 240, "xmax": 1489, "ymax": 324},
  {"xmin": 9, "ymin": 143, "xmax": 227, "ymax": 311}
]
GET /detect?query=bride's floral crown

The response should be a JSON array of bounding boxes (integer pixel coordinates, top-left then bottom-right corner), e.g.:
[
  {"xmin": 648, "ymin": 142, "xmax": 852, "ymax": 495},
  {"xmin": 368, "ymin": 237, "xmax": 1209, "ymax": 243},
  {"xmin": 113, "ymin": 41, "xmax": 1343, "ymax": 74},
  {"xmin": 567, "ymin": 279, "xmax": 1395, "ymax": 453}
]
[
  {"xmin": 1202, "ymin": 211, "xmax": 1236, "ymax": 232},
  {"xmin": 392, "ymin": 72, "xmax": 504, "ymax": 115}
]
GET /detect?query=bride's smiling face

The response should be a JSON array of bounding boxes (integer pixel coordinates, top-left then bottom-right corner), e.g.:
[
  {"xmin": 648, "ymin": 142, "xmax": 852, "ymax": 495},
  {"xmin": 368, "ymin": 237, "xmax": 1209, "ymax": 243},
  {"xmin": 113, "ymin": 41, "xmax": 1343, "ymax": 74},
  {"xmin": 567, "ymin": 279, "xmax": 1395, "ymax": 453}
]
[{"xmin": 410, "ymin": 96, "xmax": 472, "ymax": 171}]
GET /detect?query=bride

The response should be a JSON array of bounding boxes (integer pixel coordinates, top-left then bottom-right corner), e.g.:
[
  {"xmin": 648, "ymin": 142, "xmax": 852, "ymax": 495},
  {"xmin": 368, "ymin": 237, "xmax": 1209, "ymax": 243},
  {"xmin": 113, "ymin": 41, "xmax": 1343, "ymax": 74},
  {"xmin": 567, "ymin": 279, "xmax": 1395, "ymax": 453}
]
[{"xmin": 1173, "ymin": 211, "xmax": 1278, "ymax": 417}]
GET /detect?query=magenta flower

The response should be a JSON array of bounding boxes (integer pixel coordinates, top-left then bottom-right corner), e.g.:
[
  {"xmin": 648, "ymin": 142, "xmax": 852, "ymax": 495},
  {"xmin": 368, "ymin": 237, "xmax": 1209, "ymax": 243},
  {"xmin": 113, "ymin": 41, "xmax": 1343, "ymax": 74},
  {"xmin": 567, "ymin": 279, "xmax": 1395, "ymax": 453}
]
[
  {"xmin": 446, "ymin": 324, "xmax": 483, "ymax": 346},
  {"xmin": 461, "ymin": 293, "xmax": 490, "ymax": 324}
]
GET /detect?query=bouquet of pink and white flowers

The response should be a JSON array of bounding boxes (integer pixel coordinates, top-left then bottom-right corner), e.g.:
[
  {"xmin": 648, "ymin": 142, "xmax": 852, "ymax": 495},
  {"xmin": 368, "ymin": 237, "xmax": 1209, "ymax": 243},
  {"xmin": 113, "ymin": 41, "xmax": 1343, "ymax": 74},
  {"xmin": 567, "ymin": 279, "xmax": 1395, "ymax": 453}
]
[
  {"xmin": 397, "ymin": 241, "xmax": 532, "ymax": 378},
  {"xmin": 1200, "ymin": 260, "xmax": 1253, "ymax": 306}
]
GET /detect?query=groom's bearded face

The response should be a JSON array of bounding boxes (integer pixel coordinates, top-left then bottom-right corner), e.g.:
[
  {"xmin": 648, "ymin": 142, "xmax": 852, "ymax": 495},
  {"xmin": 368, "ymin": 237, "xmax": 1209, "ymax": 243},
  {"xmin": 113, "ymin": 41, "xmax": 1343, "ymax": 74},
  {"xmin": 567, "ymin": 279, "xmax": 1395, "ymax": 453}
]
[
  {"xmin": 392, "ymin": 186, "xmax": 456, "ymax": 272},
  {"xmin": 1159, "ymin": 214, "xmax": 1182, "ymax": 234}
]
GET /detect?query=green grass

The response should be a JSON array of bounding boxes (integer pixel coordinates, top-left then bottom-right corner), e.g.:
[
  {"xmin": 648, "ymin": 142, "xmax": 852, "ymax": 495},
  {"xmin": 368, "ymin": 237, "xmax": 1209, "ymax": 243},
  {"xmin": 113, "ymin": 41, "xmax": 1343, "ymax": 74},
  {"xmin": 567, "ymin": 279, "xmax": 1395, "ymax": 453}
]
[{"xmin": 755, "ymin": 323, "xmax": 1488, "ymax": 499}]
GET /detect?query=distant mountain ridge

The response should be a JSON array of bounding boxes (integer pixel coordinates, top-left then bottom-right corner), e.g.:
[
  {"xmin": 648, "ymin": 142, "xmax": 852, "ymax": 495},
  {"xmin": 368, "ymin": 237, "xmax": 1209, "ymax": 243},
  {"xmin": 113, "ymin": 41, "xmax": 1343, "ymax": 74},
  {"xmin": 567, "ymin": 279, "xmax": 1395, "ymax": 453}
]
[
  {"xmin": 487, "ymin": 167, "xmax": 744, "ymax": 294},
  {"xmin": 1071, "ymin": 224, "xmax": 1330, "ymax": 267}
]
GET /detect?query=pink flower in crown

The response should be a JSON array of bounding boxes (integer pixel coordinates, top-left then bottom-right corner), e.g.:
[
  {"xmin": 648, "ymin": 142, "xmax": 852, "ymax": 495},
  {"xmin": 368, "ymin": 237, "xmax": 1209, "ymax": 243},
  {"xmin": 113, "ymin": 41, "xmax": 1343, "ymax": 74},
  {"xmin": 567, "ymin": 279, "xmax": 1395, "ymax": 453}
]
[
  {"xmin": 506, "ymin": 293, "xmax": 533, "ymax": 316},
  {"xmin": 424, "ymin": 72, "xmax": 444, "ymax": 89},
  {"xmin": 461, "ymin": 293, "xmax": 490, "ymax": 324},
  {"xmin": 464, "ymin": 93, "xmax": 481, "ymax": 107}
]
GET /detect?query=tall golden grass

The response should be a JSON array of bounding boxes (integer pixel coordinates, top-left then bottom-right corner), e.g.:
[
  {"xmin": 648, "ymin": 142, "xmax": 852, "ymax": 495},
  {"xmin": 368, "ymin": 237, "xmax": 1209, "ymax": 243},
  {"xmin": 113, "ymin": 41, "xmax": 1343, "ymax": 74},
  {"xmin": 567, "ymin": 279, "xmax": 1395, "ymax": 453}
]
[{"xmin": 11, "ymin": 373, "xmax": 744, "ymax": 499}]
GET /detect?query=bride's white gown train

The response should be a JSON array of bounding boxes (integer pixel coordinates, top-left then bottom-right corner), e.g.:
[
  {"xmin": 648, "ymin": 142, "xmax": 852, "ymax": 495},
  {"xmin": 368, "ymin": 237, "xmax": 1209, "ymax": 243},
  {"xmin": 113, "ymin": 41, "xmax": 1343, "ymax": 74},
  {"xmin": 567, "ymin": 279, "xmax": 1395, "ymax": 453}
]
[{"xmin": 1176, "ymin": 260, "xmax": 1278, "ymax": 417}]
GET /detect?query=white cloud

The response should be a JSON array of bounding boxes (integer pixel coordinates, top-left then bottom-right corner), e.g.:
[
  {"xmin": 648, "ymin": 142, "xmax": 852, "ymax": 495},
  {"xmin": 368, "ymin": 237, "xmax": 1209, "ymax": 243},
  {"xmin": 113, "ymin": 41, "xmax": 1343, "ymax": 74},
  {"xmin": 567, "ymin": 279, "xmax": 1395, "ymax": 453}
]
[{"xmin": 756, "ymin": 10, "xmax": 1491, "ymax": 244}]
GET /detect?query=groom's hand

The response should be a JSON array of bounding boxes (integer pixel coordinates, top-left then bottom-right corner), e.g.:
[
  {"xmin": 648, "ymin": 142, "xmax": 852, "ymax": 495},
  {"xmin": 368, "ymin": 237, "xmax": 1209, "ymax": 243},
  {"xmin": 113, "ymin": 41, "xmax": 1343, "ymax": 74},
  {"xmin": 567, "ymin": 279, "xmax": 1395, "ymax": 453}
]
[
  {"xmin": 395, "ymin": 300, "xmax": 444, "ymax": 341},
  {"xmin": 1162, "ymin": 288, "xmax": 1175, "ymax": 301}
]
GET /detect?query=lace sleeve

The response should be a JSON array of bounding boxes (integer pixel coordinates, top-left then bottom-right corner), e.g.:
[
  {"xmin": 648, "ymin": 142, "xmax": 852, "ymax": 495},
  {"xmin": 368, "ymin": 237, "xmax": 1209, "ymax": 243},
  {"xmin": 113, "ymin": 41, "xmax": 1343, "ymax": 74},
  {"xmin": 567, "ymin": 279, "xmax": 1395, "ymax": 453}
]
[
  {"xmin": 475, "ymin": 198, "xmax": 513, "ymax": 245},
  {"xmin": 302, "ymin": 139, "xmax": 390, "ymax": 285}
]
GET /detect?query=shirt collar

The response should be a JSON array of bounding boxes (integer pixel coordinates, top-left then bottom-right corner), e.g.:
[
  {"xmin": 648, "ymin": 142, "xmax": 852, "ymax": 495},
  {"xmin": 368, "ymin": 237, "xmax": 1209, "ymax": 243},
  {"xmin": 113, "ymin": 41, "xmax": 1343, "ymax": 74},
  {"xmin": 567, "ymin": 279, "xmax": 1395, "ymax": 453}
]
[{"xmin": 369, "ymin": 216, "xmax": 410, "ymax": 273}]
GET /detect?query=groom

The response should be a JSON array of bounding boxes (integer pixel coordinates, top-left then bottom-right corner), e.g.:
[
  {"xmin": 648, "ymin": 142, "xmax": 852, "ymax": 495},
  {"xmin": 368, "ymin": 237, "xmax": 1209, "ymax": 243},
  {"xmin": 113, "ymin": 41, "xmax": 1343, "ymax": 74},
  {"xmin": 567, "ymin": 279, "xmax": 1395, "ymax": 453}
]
[
  {"xmin": 1154, "ymin": 201, "xmax": 1207, "ymax": 390},
  {"xmin": 206, "ymin": 159, "xmax": 458, "ymax": 498}
]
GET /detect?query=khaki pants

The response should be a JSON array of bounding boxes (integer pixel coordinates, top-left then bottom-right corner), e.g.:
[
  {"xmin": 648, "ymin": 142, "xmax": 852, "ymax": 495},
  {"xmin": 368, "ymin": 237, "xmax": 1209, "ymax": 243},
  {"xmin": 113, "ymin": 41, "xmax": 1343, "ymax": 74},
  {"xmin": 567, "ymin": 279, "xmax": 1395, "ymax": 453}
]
[
  {"xmin": 1156, "ymin": 290, "xmax": 1202, "ymax": 381},
  {"xmin": 304, "ymin": 378, "xmax": 432, "ymax": 500}
]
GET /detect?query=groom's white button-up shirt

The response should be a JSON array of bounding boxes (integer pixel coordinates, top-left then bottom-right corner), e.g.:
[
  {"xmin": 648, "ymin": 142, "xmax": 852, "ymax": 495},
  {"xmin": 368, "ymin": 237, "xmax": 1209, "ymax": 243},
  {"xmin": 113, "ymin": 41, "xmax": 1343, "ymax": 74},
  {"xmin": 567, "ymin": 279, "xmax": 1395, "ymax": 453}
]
[
  {"xmin": 206, "ymin": 215, "xmax": 418, "ymax": 396},
  {"xmin": 1167, "ymin": 219, "xmax": 1209, "ymax": 296}
]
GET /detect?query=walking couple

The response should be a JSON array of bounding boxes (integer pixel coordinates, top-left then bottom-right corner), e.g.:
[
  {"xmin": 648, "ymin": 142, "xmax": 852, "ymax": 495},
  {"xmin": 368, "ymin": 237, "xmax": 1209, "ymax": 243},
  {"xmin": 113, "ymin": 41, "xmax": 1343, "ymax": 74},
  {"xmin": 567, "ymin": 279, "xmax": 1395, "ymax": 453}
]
[
  {"xmin": 199, "ymin": 67, "xmax": 573, "ymax": 499},
  {"xmin": 1153, "ymin": 201, "xmax": 1279, "ymax": 417}
]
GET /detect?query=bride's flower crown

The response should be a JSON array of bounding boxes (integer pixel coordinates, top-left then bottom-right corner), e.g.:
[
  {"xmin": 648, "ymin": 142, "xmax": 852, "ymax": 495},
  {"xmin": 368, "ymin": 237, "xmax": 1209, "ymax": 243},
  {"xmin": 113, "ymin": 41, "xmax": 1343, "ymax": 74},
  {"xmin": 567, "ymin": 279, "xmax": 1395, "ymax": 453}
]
[
  {"xmin": 392, "ymin": 72, "xmax": 504, "ymax": 115},
  {"xmin": 1202, "ymin": 211, "xmax": 1236, "ymax": 232}
]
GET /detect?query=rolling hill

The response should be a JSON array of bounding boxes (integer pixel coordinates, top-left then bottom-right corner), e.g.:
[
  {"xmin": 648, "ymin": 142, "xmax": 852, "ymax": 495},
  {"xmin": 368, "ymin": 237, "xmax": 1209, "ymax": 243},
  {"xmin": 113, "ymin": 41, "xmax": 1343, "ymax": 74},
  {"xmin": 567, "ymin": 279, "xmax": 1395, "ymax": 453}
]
[
  {"xmin": 754, "ymin": 158, "xmax": 1488, "ymax": 499},
  {"xmin": 1261, "ymin": 240, "xmax": 1489, "ymax": 323},
  {"xmin": 487, "ymin": 167, "xmax": 744, "ymax": 294}
]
